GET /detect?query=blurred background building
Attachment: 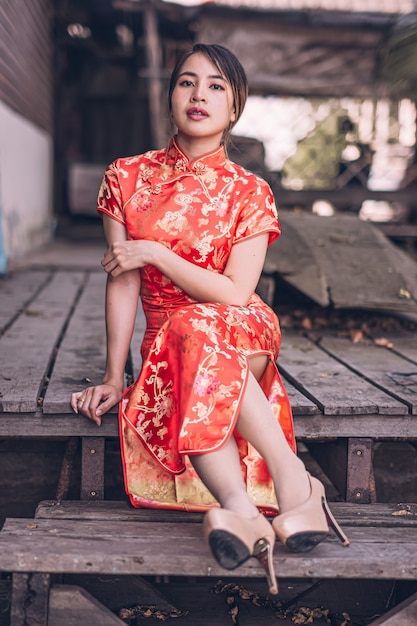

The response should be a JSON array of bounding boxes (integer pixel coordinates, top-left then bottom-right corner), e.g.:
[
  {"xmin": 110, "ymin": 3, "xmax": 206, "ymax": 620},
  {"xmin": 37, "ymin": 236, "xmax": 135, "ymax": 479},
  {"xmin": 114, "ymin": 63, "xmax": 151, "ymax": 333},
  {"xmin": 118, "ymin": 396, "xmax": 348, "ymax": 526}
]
[{"xmin": 1, "ymin": 0, "xmax": 417, "ymax": 268}]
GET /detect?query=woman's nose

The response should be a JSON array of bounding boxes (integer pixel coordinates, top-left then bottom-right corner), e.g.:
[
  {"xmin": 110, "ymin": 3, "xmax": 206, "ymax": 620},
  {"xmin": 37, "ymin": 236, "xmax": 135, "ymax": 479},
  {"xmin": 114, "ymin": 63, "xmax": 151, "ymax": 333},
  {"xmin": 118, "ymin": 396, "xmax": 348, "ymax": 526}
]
[{"xmin": 191, "ymin": 87, "xmax": 206, "ymax": 103}]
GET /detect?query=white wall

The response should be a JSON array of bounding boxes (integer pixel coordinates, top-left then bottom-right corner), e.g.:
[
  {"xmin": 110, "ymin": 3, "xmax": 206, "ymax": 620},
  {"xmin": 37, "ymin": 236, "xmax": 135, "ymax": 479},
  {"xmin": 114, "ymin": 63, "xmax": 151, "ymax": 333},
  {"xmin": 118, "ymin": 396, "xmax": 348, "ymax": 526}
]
[{"xmin": 0, "ymin": 100, "xmax": 53, "ymax": 266}]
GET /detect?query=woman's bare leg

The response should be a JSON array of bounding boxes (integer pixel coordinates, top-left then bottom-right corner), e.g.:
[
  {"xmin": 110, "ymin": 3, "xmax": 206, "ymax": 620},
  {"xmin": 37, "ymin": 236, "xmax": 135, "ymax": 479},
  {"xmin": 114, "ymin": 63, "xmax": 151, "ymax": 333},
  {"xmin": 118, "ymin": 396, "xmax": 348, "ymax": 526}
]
[
  {"xmin": 191, "ymin": 355, "xmax": 310, "ymax": 516},
  {"xmin": 237, "ymin": 360, "xmax": 310, "ymax": 513},
  {"xmin": 190, "ymin": 436, "xmax": 259, "ymax": 519}
]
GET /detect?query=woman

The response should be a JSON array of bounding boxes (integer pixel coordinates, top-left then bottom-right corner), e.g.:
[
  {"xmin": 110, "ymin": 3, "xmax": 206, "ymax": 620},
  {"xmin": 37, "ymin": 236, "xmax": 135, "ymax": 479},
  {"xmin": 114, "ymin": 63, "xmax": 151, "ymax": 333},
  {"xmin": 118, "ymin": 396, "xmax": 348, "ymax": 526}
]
[{"xmin": 71, "ymin": 43, "xmax": 348, "ymax": 595}]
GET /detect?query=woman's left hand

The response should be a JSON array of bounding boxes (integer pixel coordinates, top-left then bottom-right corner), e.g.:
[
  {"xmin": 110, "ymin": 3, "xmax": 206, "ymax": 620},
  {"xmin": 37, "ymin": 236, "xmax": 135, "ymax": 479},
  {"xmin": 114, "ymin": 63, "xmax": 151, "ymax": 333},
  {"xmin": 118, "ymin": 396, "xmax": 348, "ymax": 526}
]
[
  {"xmin": 70, "ymin": 383, "xmax": 123, "ymax": 426},
  {"xmin": 101, "ymin": 240, "xmax": 157, "ymax": 277}
]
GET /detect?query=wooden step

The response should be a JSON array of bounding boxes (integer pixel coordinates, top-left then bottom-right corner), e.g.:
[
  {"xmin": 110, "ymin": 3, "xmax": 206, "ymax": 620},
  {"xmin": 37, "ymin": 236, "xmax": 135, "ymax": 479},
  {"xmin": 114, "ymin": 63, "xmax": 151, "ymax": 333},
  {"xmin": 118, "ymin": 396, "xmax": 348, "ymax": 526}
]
[
  {"xmin": 34, "ymin": 498, "xmax": 417, "ymax": 526},
  {"xmin": 368, "ymin": 590, "xmax": 417, "ymax": 625},
  {"xmin": 48, "ymin": 585, "xmax": 125, "ymax": 626},
  {"xmin": 1, "ymin": 501, "xmax": 416, "ymax": 582}
]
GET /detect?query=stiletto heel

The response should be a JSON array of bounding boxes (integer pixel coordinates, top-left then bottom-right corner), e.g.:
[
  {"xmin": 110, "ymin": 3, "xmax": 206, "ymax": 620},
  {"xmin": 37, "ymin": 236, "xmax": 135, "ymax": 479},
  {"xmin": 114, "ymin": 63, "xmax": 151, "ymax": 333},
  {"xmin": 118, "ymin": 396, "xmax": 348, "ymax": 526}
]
[
  {"xmin": 203, "ymin": 508, "xmax": 278, "ymax": 595},
  {"xmin": 272, "ymin": 473, "xmax": 350, "ymax": 553},
  {"xmin": 322, "ymin": 497, "xmax": 350, "ymax": 546}
]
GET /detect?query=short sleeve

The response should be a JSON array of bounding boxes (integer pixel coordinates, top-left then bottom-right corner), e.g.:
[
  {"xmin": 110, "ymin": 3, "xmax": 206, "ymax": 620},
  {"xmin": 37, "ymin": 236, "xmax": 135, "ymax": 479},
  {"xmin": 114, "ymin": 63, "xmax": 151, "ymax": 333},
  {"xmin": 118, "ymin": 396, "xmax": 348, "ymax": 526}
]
[
  {"xmin": 234, "ymin": 177, "xmax": 281, "ymax": 246},
  {"xmin": 96, "ymin": 160, "xmax": 125, "ymax": 225}
]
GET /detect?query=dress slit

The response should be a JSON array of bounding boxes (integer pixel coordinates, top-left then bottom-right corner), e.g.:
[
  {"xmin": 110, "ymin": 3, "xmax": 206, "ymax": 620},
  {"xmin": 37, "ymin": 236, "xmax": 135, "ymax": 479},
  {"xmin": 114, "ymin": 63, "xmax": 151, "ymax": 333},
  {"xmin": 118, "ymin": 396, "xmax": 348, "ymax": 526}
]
[{"xmin": 119, "ymin": 302, "xmax": 295, "ymax": 513}]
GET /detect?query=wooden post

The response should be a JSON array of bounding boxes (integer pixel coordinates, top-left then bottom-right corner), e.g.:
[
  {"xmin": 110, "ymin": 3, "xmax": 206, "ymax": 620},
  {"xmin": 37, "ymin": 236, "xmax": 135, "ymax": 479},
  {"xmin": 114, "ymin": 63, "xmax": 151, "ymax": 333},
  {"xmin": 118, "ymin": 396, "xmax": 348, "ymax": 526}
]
[
  {"xmin": 81, "ymin": 437, "xmax": 105, "ymax": 500},
  {"xmin": 143, "ymin": 3, "xmax": 166, "ymax": 149},
  {"xmin": 10, "ymin": 573, "xmax": 50, "ymax": 626}
]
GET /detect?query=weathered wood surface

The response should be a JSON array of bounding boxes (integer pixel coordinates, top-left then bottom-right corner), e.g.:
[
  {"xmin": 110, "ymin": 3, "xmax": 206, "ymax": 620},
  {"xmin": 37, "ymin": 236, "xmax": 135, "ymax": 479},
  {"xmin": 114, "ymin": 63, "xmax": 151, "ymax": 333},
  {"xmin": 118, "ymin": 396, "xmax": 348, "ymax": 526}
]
[
  {"xmin": 35, "ymin": 499, "xmax": 417, "ymax": 527},
  {"xmin": 279, "ymin": 330, "xmax": 409, "ymax": 416},
  {"xmin": 43, "ymin": 272, "xmax": 109, "ymax": 414},
  {"xmin": 1, "ymin": 268, "xmax": 417, "ymax": 439},
  {"xmin": 10, "ymin": 573, "xmax": 50, "ymax": 626},
  {"xmin": 0, "ymin": 272, "xmax": 84, "ymax": 412},
  {"xmin": 48, "ymin": 585, "xmax": 125, "ymax": 626},
  {"xmin": 0, "ymin": 271, "xmax": 50, "ymax": 334},
  {"xmin": 317, "ymin": 332, "xmax": 417, "ymax": 414},
  {"xmin": 0, "ymin": 412, "xmax": 118, "ymax": 437},
  {"xmin": 1, "ymin": 513, "xmax": 417, "ymax": 580},
  {"xmin": 265, "ymin": 211, "xmax": 417, "ymax": 313},
  {"xmin": 369, "ymin": 590, "xmax": 417, "ymax": 625}
]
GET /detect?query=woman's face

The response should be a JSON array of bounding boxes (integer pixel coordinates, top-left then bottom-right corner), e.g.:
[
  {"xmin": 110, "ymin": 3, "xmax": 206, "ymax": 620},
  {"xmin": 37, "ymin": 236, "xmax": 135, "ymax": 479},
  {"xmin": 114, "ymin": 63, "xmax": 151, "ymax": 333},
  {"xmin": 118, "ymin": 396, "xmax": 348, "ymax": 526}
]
[{"xmin": 170, "ymin": 52, "xmax": 236, "ymax": 150}]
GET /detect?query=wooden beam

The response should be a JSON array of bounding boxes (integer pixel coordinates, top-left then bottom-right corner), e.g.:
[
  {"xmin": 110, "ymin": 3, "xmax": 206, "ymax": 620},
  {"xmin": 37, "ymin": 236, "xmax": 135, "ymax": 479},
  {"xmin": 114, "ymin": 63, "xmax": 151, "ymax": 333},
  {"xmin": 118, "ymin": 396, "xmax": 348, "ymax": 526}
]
[
  {"xmin": 270, "ymin": 186, "xmax": 417, "ymax": 209},
  {"xmin": 143, "ymin": 3, "xmax": 166, "ymax": 149}
]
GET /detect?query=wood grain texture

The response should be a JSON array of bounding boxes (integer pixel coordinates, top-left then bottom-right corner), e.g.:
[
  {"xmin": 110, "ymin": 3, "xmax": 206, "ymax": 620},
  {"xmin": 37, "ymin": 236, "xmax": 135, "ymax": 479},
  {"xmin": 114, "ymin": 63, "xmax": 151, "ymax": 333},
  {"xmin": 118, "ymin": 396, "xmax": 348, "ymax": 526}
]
[
  {"xmin": 0, "ymin": 272, "xmax": 84, "ymax": 412},
  {"xmin": 1, "ymin": 516, "xmax": 416, "ymax": 580},
  {"xmin": 279, "ymin": 330, "xmax": 407, "ymax": 415},
  {"xmin": 0, "ymin": 271, "xmax": 50, "ymax": 334},
  {"xmin": 319, "ymin": 333, "xmax": 417, "ymax": 414},
  {"xmin": 43, "ymin": 272, "xmax": 108, "ymax": 414},
  {"xmin": 48, "ymin": 585, "xmax": 126, "ymax": 626},
  {"xmin": 34, "ymin": 499, "xmax": 417, "ymax": 527}
]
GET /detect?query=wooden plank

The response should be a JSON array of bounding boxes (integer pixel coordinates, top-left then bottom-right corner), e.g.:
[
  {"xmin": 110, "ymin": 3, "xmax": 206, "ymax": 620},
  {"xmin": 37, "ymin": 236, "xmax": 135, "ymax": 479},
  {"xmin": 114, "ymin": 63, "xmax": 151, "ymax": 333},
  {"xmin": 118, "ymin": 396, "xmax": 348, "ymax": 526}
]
[
  {"xmin": 81, "ymin": 437, "xmax": 105, "ymax": 500},
  {"xmin": 62, "ymin": 574, "xmax": 179, "ymax": 614},
  {"xmin": 280, "ymin": 375, "xmax": 319, "ymax": 415},
  {"xmin": 34, "ymin": 499, "xmax": 417, "ymax": 527},
  {"xmin": 265, "ymin": 211, "xmax": 417, "ymax": 313},
  {"xmin": 0, "ymin": 413, "xmax": 119, "ymax": 437},
  {"xmin": 369, "ymin": 591, "xmax": 417, "ymax": 625},
  {"xmin": 377, "ymin": 331, "xmax": 417, "ymax": 365},
  {"xmin": 0, "ymin": 271, "xmax": 50, "ymax": 334},
  {"xmin": 10, "ymin": 573, "xmax": 50, "ymax": 626},
  {"xmin": 43, "ymin": 272, "xmax": 109, "ymax": 414},
  {"xmin": 294, "ymin": 413, "xmax": 417, "ymax": 438},
  {"xmin": 0, "ymin": 272, "xmax": 85, "ymax": 412},
  {"xmin": 279, "ymin": 330, "xmax": 407, "ymax": 415},
  {"xmin": 48, "ymin": 585, "xmax": 126, "ymax": 626},
  {"xmin": 1, "ymin": 517, "xmax": 417, "ymax": 580},
  {"xmin": 318, "ymin": 333, "xmax": 417, "ymax": 414},
  {"xmin": 35, "ymin": 499, "xmax": 204, "ymax": 523},
  {"xmin": 0, "ymin": 409, "xmax": 415, "ymax": 439}
]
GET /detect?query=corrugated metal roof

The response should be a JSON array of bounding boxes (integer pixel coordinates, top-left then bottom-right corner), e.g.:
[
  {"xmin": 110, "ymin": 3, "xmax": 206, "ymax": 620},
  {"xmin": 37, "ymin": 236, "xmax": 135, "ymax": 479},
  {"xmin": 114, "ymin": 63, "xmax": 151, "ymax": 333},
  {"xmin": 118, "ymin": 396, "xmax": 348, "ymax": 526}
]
[{"xmin": 165, "ymin": 0, "xmax": 415, "ymax": 13}]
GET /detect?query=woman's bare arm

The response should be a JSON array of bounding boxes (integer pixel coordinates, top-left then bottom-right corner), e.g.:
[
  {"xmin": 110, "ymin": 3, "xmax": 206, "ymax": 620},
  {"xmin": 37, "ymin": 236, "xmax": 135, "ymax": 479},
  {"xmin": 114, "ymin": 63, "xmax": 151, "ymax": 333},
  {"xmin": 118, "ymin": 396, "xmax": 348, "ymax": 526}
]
[
  {"xmin": 70, "ymin": 216, "xmax": 140, "ymax": 423},
  {"xmin": 101, "ymin": 232, "xmax": 269, "ymax": 307}
]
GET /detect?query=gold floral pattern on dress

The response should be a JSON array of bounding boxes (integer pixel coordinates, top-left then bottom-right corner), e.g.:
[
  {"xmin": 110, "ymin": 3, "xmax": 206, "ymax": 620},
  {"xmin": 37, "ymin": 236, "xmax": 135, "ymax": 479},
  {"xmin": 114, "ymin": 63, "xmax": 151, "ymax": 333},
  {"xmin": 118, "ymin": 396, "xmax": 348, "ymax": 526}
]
[{"xmin": 97, "ymin": 137, "xmax": 295, "ymax": 513}]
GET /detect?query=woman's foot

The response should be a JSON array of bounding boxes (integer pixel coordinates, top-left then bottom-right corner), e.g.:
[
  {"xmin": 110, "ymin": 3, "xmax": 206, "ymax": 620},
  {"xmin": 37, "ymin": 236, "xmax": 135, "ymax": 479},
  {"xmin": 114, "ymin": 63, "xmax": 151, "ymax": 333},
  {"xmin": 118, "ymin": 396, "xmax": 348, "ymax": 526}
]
[
  {"xmin": 272, "ymin": 473, "xmax": 350, "ymax": 553},
  {"xmin": 203, "ymin": 508, "xmax": 278, "ymax": 595}
]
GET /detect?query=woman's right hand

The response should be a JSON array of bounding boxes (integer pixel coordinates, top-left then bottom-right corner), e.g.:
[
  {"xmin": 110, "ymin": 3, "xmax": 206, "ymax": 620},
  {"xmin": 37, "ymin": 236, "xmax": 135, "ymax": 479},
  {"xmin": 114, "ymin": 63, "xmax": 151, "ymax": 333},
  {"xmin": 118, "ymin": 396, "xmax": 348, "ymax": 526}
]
[{"xmin": 70, "ymin": 383, "xmax": 123, "ymax": 426}]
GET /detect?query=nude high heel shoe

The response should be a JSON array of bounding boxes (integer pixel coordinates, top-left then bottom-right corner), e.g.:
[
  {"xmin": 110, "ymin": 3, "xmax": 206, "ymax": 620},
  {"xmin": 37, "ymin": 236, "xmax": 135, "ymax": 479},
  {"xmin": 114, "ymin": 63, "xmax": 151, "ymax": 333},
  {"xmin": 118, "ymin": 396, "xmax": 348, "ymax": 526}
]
[
  {"xmin": 272, "ymin": 473, "xmax": 350, "ymax": 553},
  {"xmin": 203, "ymin": 508, "xmax": 278, "ymax": 595}
]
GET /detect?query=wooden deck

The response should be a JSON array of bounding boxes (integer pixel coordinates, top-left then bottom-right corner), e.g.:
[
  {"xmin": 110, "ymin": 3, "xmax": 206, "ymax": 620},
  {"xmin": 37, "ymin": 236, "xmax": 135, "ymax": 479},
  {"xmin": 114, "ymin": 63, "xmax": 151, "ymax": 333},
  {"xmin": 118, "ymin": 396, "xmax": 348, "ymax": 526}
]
[{"xmin": 1, "ymin": 266, "xmax": 417, "ymax": 625}]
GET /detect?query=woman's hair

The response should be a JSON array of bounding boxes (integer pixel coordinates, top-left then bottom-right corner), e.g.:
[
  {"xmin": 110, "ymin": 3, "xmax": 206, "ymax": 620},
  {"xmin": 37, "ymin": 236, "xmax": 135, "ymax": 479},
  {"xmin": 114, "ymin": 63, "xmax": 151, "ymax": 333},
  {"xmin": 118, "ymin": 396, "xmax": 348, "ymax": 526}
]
[{"xmin": 168, "ymin": 43, "xmax": 249, "ymax": 145}]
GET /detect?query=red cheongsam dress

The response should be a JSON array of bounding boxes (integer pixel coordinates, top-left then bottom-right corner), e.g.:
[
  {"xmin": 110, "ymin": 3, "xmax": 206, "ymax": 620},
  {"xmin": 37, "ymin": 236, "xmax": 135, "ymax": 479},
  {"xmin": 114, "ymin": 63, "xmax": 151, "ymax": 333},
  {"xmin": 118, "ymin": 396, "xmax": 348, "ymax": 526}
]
[{"xmin": 97, "ymin": 137, "xmax": 295, "ymax": 515}]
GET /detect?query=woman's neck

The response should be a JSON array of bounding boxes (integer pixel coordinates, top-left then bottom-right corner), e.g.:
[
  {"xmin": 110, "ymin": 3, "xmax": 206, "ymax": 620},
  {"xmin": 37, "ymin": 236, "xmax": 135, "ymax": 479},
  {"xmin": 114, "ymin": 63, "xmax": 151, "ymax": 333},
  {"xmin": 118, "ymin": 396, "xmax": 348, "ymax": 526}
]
[{"xmin": 175, "ymin": 134, "xmax": 222, "ymax": 162}]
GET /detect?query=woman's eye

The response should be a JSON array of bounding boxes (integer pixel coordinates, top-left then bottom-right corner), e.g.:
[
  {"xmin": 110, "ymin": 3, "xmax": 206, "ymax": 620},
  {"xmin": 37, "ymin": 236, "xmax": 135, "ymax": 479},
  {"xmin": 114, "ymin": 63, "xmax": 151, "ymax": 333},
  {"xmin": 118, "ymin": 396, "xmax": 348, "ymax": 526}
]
[
  {"xmin": 210, "ymin": 83, "xmax": 224, "ymax": 91},
  {"xmin": 179, "ymin": 79, "xmax": 194, "ymax": 87}
]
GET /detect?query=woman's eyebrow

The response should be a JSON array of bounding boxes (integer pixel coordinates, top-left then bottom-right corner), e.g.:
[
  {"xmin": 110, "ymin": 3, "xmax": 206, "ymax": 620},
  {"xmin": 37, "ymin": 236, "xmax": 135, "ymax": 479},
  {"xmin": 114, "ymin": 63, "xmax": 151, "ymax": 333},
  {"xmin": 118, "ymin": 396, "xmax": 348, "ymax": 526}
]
[{"xmin": 179, "ymin": 70, "xmax": 226, "ymax": 81}]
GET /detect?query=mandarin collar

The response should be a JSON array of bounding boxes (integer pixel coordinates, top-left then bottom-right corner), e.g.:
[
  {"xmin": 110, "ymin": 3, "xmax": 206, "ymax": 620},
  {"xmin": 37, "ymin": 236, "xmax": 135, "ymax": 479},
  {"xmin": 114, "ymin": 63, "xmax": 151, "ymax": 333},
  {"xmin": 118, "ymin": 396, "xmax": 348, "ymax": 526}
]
[{"xmin": 164, "ymin": 136, "xmax": 227, "ymax": 172}]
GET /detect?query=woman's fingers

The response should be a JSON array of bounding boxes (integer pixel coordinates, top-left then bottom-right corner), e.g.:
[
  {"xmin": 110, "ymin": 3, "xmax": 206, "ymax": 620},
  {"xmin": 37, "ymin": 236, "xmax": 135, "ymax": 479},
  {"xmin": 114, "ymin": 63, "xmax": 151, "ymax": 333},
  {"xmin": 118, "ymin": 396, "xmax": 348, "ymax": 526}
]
[
  {"xmin": 70, "ymin": 390, "xmax": 86, "ymax": 414},
  {"xmin": 70, "ymin": 384, "xmax": 122, "ymax": 426}
]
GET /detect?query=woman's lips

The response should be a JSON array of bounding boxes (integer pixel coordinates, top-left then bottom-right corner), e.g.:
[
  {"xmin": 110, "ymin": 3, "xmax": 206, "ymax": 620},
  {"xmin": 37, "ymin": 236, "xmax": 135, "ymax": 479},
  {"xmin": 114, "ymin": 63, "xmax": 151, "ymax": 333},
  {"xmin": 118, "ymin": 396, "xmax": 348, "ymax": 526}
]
[{"xmin": 187, "ymin": 107, "xmax": 208, "ymax": 120}]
